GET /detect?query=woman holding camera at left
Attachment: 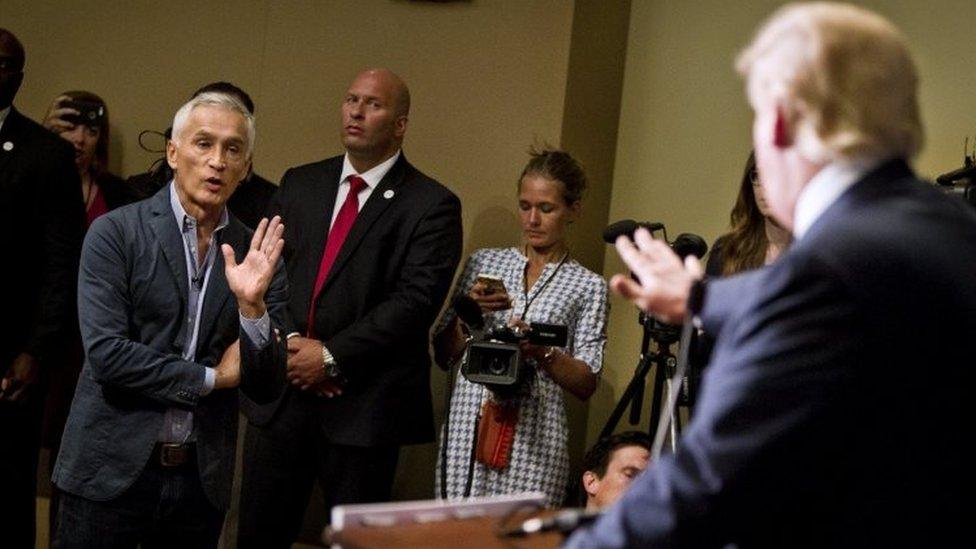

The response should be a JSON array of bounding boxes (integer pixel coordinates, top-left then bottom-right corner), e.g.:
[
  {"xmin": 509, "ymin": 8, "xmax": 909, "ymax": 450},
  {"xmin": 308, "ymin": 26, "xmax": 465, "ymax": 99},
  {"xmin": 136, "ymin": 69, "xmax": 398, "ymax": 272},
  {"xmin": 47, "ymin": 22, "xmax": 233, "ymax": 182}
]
[
  {"xmin": 433, "ymin": 148, "xmax": 608, "ymax": 507},
  {"xmin": 42, "ymin": 91, "xmax": 142, "ymax": 227}
]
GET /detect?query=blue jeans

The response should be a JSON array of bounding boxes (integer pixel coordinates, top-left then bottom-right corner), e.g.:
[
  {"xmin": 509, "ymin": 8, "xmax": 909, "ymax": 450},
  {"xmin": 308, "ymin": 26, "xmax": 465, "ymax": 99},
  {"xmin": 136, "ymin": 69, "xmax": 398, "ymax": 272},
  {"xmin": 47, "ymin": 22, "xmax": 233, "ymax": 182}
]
[{"xmin": 53, "ymin": 457, "xmax": 224, "ymax": 548}]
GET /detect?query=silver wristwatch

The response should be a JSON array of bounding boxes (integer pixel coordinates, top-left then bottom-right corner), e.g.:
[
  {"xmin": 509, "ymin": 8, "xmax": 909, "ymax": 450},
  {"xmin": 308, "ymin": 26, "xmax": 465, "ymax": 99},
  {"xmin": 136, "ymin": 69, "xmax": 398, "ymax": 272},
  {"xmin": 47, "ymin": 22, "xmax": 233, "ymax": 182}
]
[{"xmin": 321, "ymin": 345, "xmax": 340, "ymax": 378}]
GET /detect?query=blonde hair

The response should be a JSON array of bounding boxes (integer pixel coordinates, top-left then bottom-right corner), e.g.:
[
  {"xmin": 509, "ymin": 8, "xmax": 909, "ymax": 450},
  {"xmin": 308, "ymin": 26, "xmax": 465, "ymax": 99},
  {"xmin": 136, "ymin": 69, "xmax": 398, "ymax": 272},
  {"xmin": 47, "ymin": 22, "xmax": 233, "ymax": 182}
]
[{"xmin": 736, "ymin": 2, "xmax": 923, "ymax": 163}]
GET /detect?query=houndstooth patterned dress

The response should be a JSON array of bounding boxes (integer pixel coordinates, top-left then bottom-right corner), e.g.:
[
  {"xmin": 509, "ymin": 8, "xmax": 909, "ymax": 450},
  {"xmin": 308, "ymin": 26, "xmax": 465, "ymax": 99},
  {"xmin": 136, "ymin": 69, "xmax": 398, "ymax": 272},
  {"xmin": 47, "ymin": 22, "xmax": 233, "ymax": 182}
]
[{"xmin": 434, "ymin": 247, "xmax": 608, "ymax": 507}]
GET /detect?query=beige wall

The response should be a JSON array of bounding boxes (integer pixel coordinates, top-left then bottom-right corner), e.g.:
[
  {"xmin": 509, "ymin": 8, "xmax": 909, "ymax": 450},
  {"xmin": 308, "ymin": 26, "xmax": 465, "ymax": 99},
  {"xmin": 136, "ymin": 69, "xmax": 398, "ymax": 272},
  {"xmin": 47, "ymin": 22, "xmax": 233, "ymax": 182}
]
[
  {"xmin": 591, "ymin": 0, "xmax": 976, "ymax": 444},
  {"xmin": 558, "ymin": 0, "xmax": 631, "ymax": 490}
]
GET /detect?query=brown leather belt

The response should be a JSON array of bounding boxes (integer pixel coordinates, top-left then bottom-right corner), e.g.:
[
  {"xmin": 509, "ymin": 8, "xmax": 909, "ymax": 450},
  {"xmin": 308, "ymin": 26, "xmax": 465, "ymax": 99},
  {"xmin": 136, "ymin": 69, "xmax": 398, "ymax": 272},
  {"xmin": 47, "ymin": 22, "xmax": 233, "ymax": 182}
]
[{"xmin": 152, "ymin": 442, "xmax": 196, "ymax": 468}]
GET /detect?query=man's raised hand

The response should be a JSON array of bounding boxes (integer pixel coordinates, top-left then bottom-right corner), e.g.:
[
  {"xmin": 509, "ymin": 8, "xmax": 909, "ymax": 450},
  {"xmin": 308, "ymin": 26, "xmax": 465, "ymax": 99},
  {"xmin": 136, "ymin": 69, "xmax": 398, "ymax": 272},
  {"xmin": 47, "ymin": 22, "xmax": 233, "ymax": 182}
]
[
  {"xmin": 610, "ymin": 227, "xmax": 702, "ymax": 324},
  {"xmin": 222, "ymin": 216, "xmax": 285, "ymax": 319}
]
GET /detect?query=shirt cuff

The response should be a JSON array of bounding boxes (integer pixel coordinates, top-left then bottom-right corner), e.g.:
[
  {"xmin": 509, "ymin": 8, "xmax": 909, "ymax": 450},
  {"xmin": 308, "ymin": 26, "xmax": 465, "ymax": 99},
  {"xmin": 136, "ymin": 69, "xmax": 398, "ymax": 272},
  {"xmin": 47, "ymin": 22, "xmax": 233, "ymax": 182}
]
[
  {"xmin": 240, "ymin": 310, "xmax": 271, "ymax": 348},
  {"xmin": 202, "ymin": 367, "xmax": 216, "ymax": 396}
]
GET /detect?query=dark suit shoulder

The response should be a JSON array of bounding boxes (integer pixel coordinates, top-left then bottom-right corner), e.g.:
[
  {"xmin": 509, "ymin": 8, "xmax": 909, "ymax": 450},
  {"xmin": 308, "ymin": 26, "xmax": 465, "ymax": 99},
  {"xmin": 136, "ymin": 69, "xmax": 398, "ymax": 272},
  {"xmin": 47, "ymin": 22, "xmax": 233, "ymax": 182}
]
[
  {"xmin": 4, "ymin": 108, "xmax": 75, "ymax": 160},
  {"xmin": 245, "ymin": 172, "xmax": 278, "ymax": 196},
  {"xmin": 399, "ymin": 160, "xmax": 458, "ymax": 201},
  {"xmin": 280, "ymin": 155, "xmax": 343, "ymax": 186},
  {"xmin": 98, "ymin": 171, "xmax": 144, "ymax": 209},
  {"xmin": 228, "ymin": 171, "xmax": 278, "ymax": 229},
  {"xmin": 806, "ymin": 172, "xmax": 976, "ymax": 263}
]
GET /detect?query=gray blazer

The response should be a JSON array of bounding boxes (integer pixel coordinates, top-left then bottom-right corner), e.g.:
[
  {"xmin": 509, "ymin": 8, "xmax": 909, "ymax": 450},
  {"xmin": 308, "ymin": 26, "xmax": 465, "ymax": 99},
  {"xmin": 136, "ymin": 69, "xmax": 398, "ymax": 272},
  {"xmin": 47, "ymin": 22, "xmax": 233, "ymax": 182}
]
[{"xmin": 52, "ymin": 186, "xmax": 288, "ymax": 510}]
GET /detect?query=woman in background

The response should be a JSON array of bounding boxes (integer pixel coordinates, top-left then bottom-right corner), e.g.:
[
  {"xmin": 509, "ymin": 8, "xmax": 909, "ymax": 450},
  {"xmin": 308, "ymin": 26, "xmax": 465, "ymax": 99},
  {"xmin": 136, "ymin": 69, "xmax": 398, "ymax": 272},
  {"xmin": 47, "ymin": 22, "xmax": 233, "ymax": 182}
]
[
  {"xmin": 43, "ymin": 91, "xmax": 142, "ymax": 226},
  {"xmin": 706, "ymin": 151, "xmax": 791, "ymax": 276},
  {"xmin": 433, "ymin": 148, "xmax": 608, "ymax": 507}
]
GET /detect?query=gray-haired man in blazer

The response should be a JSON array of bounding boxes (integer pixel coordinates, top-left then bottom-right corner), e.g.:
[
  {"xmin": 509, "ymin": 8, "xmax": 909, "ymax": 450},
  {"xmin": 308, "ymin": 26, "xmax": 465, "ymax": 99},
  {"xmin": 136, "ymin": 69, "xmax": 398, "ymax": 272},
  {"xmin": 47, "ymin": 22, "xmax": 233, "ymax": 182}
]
[{"xmin": 52, "ymin": 91, "xmax": 288, "ymax": 547}]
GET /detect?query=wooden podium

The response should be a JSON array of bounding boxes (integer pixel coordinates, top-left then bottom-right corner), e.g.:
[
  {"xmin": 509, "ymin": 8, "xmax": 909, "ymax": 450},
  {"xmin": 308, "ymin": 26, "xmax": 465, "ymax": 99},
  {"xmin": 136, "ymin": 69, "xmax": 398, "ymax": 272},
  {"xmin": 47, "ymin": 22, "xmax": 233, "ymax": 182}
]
[
  {"xmin": 329, "ymin": 494, "xmax": 563, "ymax": 548},
  {"xmin": 332, "ymin": 514, "xmax": 562, "ymax": 548}
]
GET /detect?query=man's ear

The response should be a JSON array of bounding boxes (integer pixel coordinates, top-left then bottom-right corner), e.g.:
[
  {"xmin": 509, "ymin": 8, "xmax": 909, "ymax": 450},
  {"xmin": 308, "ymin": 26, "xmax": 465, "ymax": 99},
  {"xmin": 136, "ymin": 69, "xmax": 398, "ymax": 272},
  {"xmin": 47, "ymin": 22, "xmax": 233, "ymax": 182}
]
[
  {"xmin": 395, "ymin": 115, "xmax": 408, "ymax": 139},
  {"xmin": 166, "ymin": 139, "xmax": 178, "ymax": 170},
  {"xmin": 582, "ymin": 471, "xmax": 601, "ymax": 498},
  {"xmin": 773, "ymin": 105, "xmax": 792, "ymax": 148}
]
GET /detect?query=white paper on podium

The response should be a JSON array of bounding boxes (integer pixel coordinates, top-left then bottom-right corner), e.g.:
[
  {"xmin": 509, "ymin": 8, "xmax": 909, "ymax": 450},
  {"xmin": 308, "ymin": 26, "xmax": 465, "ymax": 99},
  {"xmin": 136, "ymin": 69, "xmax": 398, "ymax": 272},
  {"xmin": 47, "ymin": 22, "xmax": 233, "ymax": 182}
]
[{"xmin": 331, "ymin": 492, "xmax": 547, "ymax": 531}]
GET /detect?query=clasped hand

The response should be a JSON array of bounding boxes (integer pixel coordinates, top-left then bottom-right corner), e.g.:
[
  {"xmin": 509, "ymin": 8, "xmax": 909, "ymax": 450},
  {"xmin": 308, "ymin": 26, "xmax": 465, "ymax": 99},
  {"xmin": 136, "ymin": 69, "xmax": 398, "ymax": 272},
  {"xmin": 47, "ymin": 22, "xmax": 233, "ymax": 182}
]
[
  {"xmin": 286, "ymin": 337, "xmax": 343, "ymax": 398},
  {"xmin": 0, "ymin": 353, "xmax": 38, "ymax": 403}
]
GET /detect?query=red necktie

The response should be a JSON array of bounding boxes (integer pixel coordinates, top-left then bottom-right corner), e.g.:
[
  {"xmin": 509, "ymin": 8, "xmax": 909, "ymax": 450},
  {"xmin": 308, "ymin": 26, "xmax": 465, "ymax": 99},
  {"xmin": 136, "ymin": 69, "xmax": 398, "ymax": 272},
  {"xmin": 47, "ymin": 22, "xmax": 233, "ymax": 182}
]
[{"xmin": 307, "ymin": 175, "xmax": 367, "ymax": 335}]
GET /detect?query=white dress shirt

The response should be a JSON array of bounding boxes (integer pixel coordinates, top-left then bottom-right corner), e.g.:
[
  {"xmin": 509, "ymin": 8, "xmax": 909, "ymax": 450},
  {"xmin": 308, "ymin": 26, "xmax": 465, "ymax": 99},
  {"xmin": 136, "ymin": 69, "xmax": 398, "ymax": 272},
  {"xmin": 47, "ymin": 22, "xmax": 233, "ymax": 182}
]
[
  {"xmin": 792, "ymin": 156, "xmax": 889, "ymax": 240},
  {"xmin": 331, "ymin": 150, "xmax": 401, "ymax": 227}
]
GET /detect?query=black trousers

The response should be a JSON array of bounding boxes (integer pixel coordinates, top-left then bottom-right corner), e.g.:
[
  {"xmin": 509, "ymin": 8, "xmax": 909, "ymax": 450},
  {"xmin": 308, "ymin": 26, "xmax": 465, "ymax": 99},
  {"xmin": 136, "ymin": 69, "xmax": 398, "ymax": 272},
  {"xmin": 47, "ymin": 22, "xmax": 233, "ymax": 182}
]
[
  {"xmin": 238, "ymin": 392, "xmax": 399, "ymax": 548},
  {"xmin": 53, "ymin": 458, "xmax": 223, "ymax": 548},
  {"xmin": 0, "ymin": 380, "xmax": 45, "ymax": 549}
]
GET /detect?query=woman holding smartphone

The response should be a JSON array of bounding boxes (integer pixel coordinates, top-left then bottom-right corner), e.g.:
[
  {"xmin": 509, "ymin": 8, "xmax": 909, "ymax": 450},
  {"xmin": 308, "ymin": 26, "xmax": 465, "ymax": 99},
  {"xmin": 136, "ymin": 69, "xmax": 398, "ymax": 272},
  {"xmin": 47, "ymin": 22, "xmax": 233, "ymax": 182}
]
[
  {"xmin": 433, "ymin": 148, "xmax": 608, "ymax": 507},
  {"xmin": 42, "ymin": 91, "xmax": 143, "ymax": 225}
]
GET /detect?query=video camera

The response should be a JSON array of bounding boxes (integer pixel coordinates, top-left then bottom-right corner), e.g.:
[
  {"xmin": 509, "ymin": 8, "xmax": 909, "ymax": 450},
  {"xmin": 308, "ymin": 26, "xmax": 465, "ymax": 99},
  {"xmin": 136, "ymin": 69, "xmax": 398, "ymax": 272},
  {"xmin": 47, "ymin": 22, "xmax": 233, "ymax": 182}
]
[{"xmin": 452, "ymin": 296, "xmax": 567, "ymax": 396}]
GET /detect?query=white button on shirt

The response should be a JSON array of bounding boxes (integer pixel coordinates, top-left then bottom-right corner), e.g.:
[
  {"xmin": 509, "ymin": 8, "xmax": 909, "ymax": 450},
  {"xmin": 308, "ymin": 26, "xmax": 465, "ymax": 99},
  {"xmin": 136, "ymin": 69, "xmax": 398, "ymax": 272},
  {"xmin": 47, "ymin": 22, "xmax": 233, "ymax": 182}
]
[{"xmin": 332, "ymin": 150, "xmax": 401, "ymax": 227}]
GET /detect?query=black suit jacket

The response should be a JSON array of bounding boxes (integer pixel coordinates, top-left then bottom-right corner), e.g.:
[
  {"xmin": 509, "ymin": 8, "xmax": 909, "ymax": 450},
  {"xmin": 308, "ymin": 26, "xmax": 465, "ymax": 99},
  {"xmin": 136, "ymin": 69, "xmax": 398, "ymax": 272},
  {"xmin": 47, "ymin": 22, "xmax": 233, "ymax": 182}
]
[
  {"xmin": 568, "ymin": 160, "xmax": 976, "ymax": 547},
  {"xmin": 228, "ymin": 172, "xmax": 277, "ymax": 229},
  {"xmin": 96, "ymin": 171, "xmax": 144, "ymax": 212},
  {"xmin": 0, "ymin": 107, "xmax": 85, "ymax": 368},
  {"xmin": 261, "ymin": 153, "xmax": 462, "ymax": 446}
]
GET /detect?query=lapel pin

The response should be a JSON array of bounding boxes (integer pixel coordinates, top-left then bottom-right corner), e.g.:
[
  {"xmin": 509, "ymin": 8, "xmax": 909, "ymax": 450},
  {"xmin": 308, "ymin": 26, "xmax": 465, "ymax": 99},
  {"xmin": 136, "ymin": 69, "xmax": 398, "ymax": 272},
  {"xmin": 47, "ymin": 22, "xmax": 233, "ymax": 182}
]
[
  {"xmin": 383, "ymin": 190, "xmax": 394, "ymax": 199},
  {"xmin": 2, "ymin": 141, "xmax": 12, "ymax": 152}
]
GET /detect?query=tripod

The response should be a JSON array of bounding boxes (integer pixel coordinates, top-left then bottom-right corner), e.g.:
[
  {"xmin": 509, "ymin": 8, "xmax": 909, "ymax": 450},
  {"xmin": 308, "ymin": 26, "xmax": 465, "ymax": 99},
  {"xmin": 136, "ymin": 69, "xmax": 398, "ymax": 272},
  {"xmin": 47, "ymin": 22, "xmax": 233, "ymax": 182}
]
[{"xmin": 599, "ymin": 310, "xmax": 690, "ymax": 453}]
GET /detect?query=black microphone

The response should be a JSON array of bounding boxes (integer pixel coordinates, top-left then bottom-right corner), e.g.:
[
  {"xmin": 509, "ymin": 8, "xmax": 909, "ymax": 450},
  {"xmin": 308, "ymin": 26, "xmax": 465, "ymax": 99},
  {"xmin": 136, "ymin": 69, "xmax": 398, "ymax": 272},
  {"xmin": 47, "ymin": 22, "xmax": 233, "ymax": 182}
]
[
  {"xmin": 453, "ymin": 294, "xmax": 485, "ymax": 331},
  {"xmin": 502, "ymin": 508, "xmax": 603, "ymax": 537},
  {"xmin": 670, "ymin": 233, "xmax": 708, "ymax": 259},
  {"xmin": 936, "ymin": 164, "xmax": 976, "ymax": 184},
  {"xmin": 602, "ymin": 219, "xmax": 665, "ymax": 243}
]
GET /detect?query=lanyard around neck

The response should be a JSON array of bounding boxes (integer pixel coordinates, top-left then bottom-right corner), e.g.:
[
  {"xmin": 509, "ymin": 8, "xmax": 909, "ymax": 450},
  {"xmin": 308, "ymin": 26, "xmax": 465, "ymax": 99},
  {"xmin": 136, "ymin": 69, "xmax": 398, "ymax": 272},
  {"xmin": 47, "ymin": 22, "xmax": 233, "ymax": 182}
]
[{"xmin": 521, "ymin": 250, "xmax": 569, "ymax": 319}]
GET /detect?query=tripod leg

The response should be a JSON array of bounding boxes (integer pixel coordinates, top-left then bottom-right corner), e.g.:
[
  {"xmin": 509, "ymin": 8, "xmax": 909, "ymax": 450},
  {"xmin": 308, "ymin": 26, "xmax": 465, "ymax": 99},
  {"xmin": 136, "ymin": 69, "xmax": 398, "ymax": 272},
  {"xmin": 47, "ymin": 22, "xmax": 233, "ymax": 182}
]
[
  {"xmin": 629, "ymin": 375, "xmax": 645, "ymax": 425},
  {"xmin": 598, "ymin": 354, "xmax": 654, "ymax": 440},
  {"xmin": 665, "ymin": 378, "xmax": 680, "ymax": 453},
  {"xmin": 647, "ymin": 354, "xmax": 666, "ymax": 441}
]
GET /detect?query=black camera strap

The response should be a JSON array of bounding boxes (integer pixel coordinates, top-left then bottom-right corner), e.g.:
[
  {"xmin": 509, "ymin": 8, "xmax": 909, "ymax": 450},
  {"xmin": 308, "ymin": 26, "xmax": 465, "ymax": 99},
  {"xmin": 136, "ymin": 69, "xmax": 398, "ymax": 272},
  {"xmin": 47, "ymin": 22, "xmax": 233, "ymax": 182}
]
[{"xmin": 520, "ymin": 251, "xmax": 569, "ymax": 320}]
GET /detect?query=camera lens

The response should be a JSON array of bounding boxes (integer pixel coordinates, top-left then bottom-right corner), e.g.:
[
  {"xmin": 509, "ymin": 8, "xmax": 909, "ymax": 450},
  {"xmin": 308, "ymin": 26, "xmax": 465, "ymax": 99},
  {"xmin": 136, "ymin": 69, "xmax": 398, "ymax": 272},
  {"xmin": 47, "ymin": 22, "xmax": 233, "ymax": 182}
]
[{"xmin": 488, "ymin": 357, "xmax": 507, "ymax": 375}]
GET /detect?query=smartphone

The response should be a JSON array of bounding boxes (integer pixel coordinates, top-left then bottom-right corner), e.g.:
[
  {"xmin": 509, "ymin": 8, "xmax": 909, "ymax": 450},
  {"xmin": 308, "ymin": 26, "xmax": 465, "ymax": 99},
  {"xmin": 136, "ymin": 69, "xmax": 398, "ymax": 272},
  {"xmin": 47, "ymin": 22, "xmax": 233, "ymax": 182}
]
[
  {"xmin": 61, "ymin": 99, "xmax": 105, "ymax": 127},
  {"xmin": 476, "ymin": 273, "xmax": 507, "ymax": 295}
]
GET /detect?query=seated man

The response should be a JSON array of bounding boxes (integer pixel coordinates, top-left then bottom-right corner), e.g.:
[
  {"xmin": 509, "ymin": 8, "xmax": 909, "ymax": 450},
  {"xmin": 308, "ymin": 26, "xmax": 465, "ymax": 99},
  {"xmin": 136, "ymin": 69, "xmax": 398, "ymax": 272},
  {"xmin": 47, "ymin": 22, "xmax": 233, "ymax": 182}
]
[{"xmin": 581, "ymin": 431, "xmax": 651, "ymax": 511}]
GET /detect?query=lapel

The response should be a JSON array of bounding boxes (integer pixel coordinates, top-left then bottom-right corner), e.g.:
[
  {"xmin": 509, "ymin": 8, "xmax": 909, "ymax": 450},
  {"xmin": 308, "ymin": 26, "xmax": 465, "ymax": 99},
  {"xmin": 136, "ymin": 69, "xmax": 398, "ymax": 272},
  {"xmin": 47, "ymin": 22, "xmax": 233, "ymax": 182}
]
[
  {"xmin": 148, "ymin": 186, "xmax": 190, "ymax": 310},
  {"xmin": 320, "ymin": 154, "xmax": 407, "ymax": 293},
  {"xmin": 0, "ymin": 108, "xmax": 26, "ymax": 176},
  {"xmin": 306, "ymin": 160, "xmax": 341, "ymax": 290},
  {"xmin": 197, "ymin": 216, "xmax": 244, "ymax": 348}
]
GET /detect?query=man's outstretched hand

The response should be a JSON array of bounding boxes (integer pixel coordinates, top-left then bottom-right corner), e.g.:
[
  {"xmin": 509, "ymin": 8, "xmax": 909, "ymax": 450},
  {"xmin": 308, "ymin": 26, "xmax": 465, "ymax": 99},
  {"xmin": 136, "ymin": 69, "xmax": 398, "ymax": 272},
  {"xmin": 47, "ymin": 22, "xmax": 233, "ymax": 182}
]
[{"xmin": 610, "ymin": 227, "xmax": 703, "ymax": 324}]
